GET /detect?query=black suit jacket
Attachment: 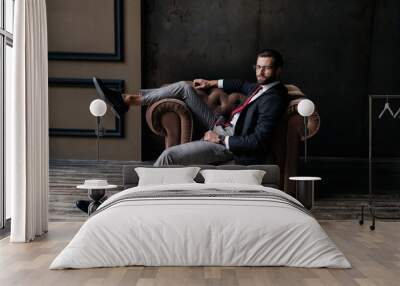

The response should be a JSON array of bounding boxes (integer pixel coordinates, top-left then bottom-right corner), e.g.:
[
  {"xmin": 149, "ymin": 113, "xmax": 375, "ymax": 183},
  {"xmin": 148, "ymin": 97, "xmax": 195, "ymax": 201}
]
[{"xmin": 222, "ymin": 79, "xmax": 289, "ymax": 165}]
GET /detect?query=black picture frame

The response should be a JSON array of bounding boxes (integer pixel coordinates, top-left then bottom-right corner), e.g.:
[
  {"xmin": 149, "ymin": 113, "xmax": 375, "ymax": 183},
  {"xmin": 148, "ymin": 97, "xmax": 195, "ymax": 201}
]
[
  {"xmin": 49, "ymin": 77, "xmax": 125, "ymax": 137},
  {"xmin": 48, "ymin": 0, "xmax": 124, "ymax": 61}
]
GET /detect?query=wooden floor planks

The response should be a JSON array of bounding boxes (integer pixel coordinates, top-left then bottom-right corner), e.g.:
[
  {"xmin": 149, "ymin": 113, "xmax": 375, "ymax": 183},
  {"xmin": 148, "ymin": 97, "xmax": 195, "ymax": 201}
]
[{"xmin": 1, "ymin": 221, "xmax": 399, "ymax": 286}]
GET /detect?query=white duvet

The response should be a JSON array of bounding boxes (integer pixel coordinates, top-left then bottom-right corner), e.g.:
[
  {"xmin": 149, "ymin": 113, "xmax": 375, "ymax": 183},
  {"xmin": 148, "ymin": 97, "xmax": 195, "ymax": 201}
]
[{"xmin": 50, "ymin": 183, "xmax": 351, "ymax": 269}]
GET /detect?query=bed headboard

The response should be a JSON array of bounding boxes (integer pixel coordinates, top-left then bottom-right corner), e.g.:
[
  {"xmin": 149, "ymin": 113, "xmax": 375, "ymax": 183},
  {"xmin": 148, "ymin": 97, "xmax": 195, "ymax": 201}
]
[{"xmin": 122, "ymin": 165, "xmax": 280, "ymax": 189}]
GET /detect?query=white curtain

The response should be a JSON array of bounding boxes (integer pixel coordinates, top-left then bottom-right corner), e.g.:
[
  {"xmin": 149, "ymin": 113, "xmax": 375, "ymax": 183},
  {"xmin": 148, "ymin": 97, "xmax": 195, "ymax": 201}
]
[{"xmin": 7, "ymin": 0, "xmax": 49, "ymax": 242}]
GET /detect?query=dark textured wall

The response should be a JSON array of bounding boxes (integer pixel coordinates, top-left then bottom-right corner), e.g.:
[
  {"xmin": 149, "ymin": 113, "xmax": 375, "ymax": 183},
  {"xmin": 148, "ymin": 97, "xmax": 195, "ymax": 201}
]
[{"xmin": 142, "ymin": 0, "xmax": 400, "ymax": 161}]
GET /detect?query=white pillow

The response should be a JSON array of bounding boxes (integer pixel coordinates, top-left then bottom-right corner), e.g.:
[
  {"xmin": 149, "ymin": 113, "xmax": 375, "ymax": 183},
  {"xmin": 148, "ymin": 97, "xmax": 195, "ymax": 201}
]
[
  {"xmin": 200, "ymin": 169, "xmax": 266, "ymax": 185},
  {"xmin": 135, "ymin": 167, "xmax": 201, "ymax": 186}
]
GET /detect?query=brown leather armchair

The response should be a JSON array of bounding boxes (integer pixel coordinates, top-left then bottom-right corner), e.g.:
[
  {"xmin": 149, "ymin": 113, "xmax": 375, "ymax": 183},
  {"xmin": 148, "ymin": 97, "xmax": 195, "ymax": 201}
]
[{"xmin": 145, "ymin": 83, "xmax": 320, "ymax": 196}]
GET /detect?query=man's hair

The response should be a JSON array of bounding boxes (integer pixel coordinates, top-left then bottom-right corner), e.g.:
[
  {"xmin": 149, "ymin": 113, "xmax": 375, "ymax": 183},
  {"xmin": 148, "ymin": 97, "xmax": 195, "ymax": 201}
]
[{"xmin": 257, "ymin": 49, "xmax": 284, "ymax": 68}]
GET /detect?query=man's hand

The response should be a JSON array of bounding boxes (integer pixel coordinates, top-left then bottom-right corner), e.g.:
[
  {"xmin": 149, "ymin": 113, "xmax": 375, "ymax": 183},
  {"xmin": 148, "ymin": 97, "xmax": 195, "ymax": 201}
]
[
  {"xmin": 203, "ymin": 131, "xmax": 221, "ymax": 143},
  {"xmin": 193, "ymin": 79, "xmax": 217, "ymax": 90}
]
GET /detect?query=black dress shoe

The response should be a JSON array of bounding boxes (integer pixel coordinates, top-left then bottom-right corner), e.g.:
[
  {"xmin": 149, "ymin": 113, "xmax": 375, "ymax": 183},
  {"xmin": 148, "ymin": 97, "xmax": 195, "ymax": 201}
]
[
  {"xmin": 93, "ymin": 77, "xmax": 129, "ymax": 118},
  {"xmin": 76, "ymin": 200, "xmax": 90, "ymax": 214}
]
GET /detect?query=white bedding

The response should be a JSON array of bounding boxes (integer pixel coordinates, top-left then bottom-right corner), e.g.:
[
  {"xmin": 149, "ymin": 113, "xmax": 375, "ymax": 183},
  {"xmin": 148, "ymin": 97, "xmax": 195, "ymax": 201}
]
[{"xmin": 50, "ymin": 183, "xmax": 351, "ymax": 269}]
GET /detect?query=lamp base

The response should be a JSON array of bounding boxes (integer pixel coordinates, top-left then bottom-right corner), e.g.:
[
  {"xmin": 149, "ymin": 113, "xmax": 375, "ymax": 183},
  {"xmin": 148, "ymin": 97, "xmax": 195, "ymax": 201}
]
[{"xmin": 95, "ymin": 117, "xmax": 106, "ymax": 161}]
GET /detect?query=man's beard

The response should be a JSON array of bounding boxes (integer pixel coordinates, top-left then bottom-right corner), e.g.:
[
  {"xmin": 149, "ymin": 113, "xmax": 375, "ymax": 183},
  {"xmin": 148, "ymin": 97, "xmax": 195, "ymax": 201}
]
[{"xmin": 257, "ymin": 76, "xmax": 276, "ymax": 85}]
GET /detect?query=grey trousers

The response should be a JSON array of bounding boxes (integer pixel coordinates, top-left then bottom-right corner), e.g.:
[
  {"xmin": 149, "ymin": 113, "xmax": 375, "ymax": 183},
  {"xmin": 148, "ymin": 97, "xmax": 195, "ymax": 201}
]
[
  {"xmin": 140, "ymin": 81, "xmax": 234, "ymax": 166},
  {"xmin": 141, "ymin": 81, "xmax": 217, "ymax": 130},
  {"xmin": 153, "ymin": 140, "xmax": 234, "ymax": 166}
]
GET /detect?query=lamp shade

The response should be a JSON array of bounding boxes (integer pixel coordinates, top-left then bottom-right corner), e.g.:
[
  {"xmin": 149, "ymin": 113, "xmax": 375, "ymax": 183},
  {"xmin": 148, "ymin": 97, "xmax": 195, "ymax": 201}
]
[
  {"xmin": 89, "ymin": 99, "xmax": 107, "ymax": 117},
  {"xmin": 297, "ymin": 99, "xmax": 315, "ymax": 117}
]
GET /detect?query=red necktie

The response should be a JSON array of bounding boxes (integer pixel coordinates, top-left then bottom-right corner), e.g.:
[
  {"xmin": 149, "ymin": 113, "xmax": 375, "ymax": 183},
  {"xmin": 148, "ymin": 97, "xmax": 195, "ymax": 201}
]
[{"xmin": 224, "ymin": 85, "xmax": 262, "ymax": 126}]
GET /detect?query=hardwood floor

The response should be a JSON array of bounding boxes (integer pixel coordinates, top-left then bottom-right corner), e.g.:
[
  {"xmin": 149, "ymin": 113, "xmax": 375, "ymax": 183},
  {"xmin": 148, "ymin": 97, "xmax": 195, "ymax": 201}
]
[{"xmin": 1, "ymin": 221, "xmax": 399, "ymax": 286}]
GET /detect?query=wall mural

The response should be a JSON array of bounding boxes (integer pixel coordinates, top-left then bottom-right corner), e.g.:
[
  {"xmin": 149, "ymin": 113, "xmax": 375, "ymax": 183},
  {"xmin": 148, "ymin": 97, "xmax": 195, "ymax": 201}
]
[{"xmin": 142, "ymin": 0, "xmax": 400, "ymax": 161}]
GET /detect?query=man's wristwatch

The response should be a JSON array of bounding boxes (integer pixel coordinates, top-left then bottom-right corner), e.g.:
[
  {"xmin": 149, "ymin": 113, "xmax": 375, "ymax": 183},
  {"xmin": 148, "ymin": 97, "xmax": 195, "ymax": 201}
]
[{"xmin": 218, "ymin": 135, "xmax": 225, "ymax": 145}]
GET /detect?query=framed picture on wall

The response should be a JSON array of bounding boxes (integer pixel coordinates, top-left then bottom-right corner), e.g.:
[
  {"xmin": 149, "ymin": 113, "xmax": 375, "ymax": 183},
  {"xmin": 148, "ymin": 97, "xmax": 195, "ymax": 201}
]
[
  {"xmin": 47, "ymin": 0, "xmax": 123, "ymax": 61},
  {"xmin": 48, "ymin": 78, "xmax": 125, "ymax": 137}
]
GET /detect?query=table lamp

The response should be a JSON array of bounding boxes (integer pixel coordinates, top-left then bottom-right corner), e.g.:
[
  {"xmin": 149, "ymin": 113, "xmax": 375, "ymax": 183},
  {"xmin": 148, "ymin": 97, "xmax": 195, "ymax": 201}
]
[
  {"xmin": 89, "ymin": 99, "xmax": 107, "ymax": 161},
  {"xmin": 297, "ymin": 99, "xmax": 315, "ymax": 163}
]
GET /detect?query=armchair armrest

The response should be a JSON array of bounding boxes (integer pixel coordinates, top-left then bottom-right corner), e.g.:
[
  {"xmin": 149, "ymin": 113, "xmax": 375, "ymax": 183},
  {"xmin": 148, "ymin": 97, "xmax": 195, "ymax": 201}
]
[
  {"xmin": 287, "ymin": 100, "xmax": 320, "ymax": 141},
  {"xmin": 145, "ymin": 99, "xmax": 193, "ymax": 148},
  {"xmin": 285, "ymin": 84, "xmax": 321, "ymax": 141}
]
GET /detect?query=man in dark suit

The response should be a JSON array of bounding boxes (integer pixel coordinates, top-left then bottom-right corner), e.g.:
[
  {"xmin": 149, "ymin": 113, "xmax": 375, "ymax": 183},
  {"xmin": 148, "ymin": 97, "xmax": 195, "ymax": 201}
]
[
  {"xmin": 77, "ymin": 49, "xmax": 288, "ymax": 213},
  {"xmin": 93, "ymin": 49, "xmax": 289, "ymax": 166}
]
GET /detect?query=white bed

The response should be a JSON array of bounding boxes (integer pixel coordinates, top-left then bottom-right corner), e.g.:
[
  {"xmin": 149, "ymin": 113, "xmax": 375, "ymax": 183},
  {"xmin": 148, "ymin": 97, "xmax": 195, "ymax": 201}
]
[{"xmin": 50, "ymin": 183, "xmax": 351, "ymax": 269}]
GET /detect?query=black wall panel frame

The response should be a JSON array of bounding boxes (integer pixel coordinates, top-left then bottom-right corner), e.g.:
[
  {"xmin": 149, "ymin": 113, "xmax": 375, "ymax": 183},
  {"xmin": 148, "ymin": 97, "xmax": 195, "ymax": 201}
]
[
  {"xmin": 48, "ymin": 0, "xmax": 124, "ymax": 61},
  {"xmin": 48, "ymin": 77, "xmax": 125, "ymax": 137}
]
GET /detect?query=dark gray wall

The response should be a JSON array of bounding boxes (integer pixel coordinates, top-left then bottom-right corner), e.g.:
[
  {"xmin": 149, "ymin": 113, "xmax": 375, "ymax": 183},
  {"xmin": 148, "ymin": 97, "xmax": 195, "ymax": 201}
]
[{"xmin": 142, "ymin": 0, "xmax": 400, "ymax": 160}]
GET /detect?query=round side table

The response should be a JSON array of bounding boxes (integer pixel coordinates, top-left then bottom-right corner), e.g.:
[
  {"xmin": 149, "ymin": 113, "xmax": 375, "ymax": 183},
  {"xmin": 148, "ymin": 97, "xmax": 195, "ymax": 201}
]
[
  {"xmin": 77, "ymin": 182, "xmax": 117, "ymax": 215},
  {"xmin": 289, "ymin": 176, "xmax": 321, "ymax": 210}
]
